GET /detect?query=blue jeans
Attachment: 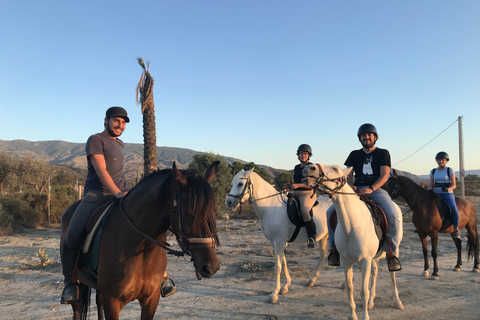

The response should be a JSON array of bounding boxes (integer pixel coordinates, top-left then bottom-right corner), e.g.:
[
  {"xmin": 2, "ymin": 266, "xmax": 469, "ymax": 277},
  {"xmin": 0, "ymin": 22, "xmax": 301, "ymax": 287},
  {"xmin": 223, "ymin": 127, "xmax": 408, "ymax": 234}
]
[
  {"xmin": 437, "ymin": 192, "xmax": 460, "ymax": 228},
  {"xmin": 327, "ymin": 187, "xmax": 401, "ymax": 256}
]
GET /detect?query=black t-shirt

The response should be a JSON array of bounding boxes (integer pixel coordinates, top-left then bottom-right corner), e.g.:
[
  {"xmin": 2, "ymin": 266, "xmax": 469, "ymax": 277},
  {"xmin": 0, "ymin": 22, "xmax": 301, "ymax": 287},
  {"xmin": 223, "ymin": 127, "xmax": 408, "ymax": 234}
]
[
  {"xmin": 344, "ymin": 147, "xmax": 391, "ymax": 187},
  {"xmin": 293, "ymin": 162, "xmax": 312, "ymax": 183}
]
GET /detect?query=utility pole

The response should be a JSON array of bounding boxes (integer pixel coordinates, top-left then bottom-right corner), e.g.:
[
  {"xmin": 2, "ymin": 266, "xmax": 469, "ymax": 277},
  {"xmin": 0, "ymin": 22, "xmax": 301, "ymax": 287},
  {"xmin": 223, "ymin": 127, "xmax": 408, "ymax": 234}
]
[{"xmin": 458, "ymin": 116, "xmax": 465, "ymax": 197}]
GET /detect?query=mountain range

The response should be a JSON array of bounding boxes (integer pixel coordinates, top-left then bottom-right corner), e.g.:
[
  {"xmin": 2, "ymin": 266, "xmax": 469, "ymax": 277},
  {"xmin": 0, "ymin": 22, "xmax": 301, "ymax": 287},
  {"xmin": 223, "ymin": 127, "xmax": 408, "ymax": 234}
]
[
  {"xmin": 0, "ymin": 139, "xmax": 283, "ymax": 181},
  {"xmin": 2, "ymin": 139, "xmax": 477, "ymax": 183}
]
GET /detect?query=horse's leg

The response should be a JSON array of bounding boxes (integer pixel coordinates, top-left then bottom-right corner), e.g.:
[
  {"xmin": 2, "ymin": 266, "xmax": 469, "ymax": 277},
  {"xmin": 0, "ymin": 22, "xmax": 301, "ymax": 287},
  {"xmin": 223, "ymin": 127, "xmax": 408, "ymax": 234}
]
[
  {"xmin": 307, "ymin": 235, "xmax": 328, "ymax": 287},
  {"xmin": 279, "ymin": 253, "xmax": 291, "ymax": 295},
  {"xmin": 359, "ymin": 259, "xmax": 372, "ymax": 320},
  {"xmin": 368, "ymin": 258, "xmax": 379, "ymax": 310},
  {"xmin": 268, "ymin": 243, "xmax": 285, "ymax": 303},
  {"xmin": 102, "ymin": 297, "xmax": 123, "ymax": 320},
  {"xmin": 431, "ymin": 233, "xmax": 440, "ymax": 279},
  {"xmin": 96, "ymin": 290, "xmax": 104, "ymax": 320},
  {"xmin": 343, "ymin": 265, "xmax": 358, "ymax": 320},
  {"xmin": 452, "ymin": 236, "xmax": 462, "ymax": 271},
  {"xmin": 71, "ymin": 303, "xmax": 82, "ymax": 320},
  {"xmin": 139, "ymin": 292, "xmax": 161, "ymax": 320},
  {"xmin": 388, "ymin": 269, "xmax": 405, "ymax": 310},
  {"xmin": 418, "ymin": 234, "xmax": 430, "ymax": 277}
]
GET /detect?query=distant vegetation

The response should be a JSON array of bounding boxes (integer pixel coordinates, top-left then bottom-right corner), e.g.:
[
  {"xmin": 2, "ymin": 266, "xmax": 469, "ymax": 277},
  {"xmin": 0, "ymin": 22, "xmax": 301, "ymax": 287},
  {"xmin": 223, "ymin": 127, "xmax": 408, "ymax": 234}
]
[{"xmin": 0, "ymin": 151, "xmax": 287, "ymax": 234}]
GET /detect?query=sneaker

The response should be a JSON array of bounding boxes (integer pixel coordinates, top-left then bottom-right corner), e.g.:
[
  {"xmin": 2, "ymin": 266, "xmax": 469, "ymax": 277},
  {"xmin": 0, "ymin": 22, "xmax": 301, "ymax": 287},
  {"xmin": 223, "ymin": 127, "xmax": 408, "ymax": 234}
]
[
  {"xmin": 387, "ymin": 256, "xmax": 402, "ymax": 272},
  {"xmin": 328, "ymin": 250, "xmax": 340, "ymax": 266},
  {"xmin": 451, "ymin": 229, "xmax": 460, "ymax": 239},
  {"xmin": 161, "ymin": 276, "xmax": 177, "ymax": 298}
]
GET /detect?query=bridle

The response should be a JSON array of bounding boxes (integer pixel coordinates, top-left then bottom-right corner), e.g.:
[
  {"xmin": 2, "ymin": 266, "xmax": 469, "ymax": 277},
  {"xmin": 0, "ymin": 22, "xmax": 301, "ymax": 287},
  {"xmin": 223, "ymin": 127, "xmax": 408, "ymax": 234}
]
[
  {"xmin": 118, "ymin": 190, "xmax": 216, "ymax": 259},
  {"xmin": 306, "ymin": 164, "xmax": 352, "ymax": 197},
  {"xmin": 227, "ymin": 176, "xmax": 286, "ymax": 208}
]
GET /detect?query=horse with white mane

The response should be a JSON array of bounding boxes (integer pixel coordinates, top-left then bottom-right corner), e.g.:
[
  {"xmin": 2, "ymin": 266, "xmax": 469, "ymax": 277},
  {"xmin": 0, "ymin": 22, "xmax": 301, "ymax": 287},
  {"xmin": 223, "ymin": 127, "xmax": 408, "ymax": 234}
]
[
  {"xmin": 303, "ymin": 163, "xmax": 404, "ymax": 320},
  {"xmin": 225, "ymin": 169, "xmax": 332, "ymax": 303}
]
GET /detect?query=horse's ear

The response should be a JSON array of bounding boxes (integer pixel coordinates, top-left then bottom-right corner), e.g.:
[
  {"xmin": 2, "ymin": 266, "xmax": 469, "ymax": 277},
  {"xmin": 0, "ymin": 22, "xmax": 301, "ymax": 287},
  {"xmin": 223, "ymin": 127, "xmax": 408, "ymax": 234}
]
[
  {"xmin": 173, "ymin": 161, "xmax": 188, "ymax": 186},
  {"xmin": 246, "ymin": 168, "xmax": 254, "ymax": 174},
  {"xmin": 205, "ymin": 161, "xmax": 220, "ymax": 183},
  {"xmin": 391, "ymin": 168, "xmax": 398, "ymax": 179}
]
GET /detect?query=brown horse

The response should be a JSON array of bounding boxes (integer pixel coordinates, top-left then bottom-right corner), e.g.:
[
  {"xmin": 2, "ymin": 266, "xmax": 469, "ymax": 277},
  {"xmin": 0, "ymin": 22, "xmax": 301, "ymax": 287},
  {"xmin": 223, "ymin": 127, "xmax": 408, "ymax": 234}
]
[
  {"xmin": 61, "ymin": 161, "xmax": 221, "ymax": 320},
  {"xmin": 387, "ymin": 172, "xmax": 479, "ymax": 279}
]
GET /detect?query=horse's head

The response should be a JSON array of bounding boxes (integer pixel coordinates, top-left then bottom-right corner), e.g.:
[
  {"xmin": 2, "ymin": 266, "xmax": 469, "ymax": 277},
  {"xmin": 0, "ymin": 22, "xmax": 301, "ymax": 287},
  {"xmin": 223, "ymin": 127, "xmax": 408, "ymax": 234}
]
[
  {"xmin": 303, "ymin": 164, "xmax": 352, "ymax": 196},
  {"xmin": 386, "ymin": 169, "xmax": 401, "ymax": 199},
  {"xmin": 171, "ymin": 161, "xmax": 221, "ymax": 279},
  {"xmin": 225, "ymin": 169, "xmax": 253, "ymax": 210}
]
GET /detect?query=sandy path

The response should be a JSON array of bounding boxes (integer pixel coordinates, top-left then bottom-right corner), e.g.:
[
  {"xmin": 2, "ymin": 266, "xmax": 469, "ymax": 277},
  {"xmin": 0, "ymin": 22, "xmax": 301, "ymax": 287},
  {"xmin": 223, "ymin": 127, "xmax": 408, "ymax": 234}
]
[{"xmin": 1, "ymin": 209, "xmax": 479, "ymax": 320}]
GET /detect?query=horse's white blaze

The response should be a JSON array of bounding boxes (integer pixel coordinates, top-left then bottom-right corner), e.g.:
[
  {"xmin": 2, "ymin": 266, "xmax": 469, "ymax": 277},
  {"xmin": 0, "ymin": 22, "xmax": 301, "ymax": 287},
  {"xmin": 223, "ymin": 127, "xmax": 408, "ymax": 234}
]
[{"xmin": 225, "ymin": 169, "xmax": 331, "ymax": 303}]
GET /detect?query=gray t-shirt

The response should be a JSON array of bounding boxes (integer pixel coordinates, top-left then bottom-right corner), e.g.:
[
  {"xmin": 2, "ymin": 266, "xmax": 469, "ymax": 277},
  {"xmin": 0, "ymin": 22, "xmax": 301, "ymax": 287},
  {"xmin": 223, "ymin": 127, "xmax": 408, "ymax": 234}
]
[{"xmin": 84, "ymin": 132, "xmax": 129, "ymax": 194}]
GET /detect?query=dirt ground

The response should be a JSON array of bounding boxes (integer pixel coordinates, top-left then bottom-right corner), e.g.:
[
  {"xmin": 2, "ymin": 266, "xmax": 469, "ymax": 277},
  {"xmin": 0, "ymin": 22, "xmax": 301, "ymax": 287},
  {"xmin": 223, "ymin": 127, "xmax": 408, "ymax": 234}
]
[{"xmin": 1, "ymin": 207, "xmax": 480, "ymax": 320}]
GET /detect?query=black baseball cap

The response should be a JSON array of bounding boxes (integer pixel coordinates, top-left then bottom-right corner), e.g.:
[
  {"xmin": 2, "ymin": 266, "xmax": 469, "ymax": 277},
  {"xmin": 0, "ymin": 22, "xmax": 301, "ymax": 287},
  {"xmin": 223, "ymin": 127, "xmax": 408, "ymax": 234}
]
[{"xmin": 106, "ymin": 106, "xmax": 130, "ymax": 123}]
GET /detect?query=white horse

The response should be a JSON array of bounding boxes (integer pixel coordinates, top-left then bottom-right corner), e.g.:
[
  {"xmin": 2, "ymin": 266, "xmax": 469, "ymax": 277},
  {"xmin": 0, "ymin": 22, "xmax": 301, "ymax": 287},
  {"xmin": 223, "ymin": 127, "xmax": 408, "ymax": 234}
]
[
  {"xmin": 225, "ymin": 169, "xmax": 332, "ymax": 303},
  {"xmin": 303, "ymin": 164, "xmax": 404, "ymax": 320}
]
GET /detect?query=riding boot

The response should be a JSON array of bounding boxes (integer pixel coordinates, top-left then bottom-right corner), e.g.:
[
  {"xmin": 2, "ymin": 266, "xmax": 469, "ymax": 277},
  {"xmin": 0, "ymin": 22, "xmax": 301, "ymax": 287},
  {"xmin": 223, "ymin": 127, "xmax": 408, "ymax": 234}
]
[
  {"xmin": 60, "ymin": 241, "xmax": 80, "ymax": 304},
  {"xmin": 328, "ymin": 244, "xmax": 340, "ymax": 266},
  {"xmin": 305, "ymin": 220, "xmax": 316, "ymax": 248}
]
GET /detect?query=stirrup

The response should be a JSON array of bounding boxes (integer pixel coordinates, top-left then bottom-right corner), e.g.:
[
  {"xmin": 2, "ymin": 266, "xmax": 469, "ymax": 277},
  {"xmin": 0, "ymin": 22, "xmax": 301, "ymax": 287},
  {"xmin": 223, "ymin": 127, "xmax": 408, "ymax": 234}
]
[
  {"xmin": 387, "ymin": 256, "xmax": 402, "ymax": 272},
  {"xmin": 307, "ymin": 237, "xmax": 315, "ymax": 248},
  {"xmin": 161, "ymin": 276, "xmax": 177, "ymax": 298},
  {"xmin": 61, "ymin": 283, "xmax": 80, "ymax": 304}
]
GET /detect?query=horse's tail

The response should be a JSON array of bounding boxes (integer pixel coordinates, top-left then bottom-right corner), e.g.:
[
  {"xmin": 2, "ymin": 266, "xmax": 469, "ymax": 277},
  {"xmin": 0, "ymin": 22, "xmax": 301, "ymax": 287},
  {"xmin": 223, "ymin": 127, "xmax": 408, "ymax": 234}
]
[
  {"xmin": 79, "ymin": 284, "xmax": 91, "ymax": 320},
  {"xmin": 466, "ymin": 226, "xmax": 479, "ymax": 262}
]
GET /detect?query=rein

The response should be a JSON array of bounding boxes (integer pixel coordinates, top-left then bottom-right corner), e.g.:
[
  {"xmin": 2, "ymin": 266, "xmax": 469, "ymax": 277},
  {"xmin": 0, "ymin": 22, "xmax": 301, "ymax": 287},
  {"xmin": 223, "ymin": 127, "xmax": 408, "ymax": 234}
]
[
  {"xmin": 227, "ymin": 177, "xmax": 287, "ymax": 208},
  {"xmin": 118, "ymin": 191, "xmax": 216, "ymax": 258}
]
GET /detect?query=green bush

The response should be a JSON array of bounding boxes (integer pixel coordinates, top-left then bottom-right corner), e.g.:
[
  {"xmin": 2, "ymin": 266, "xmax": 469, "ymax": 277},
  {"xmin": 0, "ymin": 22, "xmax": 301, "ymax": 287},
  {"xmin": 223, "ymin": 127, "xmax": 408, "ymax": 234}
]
[{"xmin": 0, "ymin": 202, "xmax": 14, "ymax": 235}]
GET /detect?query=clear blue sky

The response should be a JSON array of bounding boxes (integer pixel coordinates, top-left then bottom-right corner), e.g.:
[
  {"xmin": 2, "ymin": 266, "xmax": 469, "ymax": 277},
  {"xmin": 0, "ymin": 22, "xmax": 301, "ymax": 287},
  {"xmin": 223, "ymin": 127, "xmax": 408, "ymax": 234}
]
[{"xmin": 1, "ymin": 1, "xmax": 479, "ymax": 175}]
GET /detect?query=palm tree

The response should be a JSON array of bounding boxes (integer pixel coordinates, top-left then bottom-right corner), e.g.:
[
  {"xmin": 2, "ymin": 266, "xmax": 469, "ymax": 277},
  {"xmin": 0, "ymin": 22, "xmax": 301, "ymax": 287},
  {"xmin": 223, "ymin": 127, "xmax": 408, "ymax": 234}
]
[{"xmin": 136, "ymin": 57, "xmax": 158, "ymax": 176}]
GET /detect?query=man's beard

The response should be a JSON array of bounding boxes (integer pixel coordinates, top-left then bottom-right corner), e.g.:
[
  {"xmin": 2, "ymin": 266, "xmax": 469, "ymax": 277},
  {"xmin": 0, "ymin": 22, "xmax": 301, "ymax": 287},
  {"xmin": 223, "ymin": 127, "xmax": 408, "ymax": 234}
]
[
  {"xmin": 361, "ymin": 139, "xmax": 376, "ymax": 149},
  {"xmin": 106, "ymin": 125, "xmax": 122, "ymax": 137}
]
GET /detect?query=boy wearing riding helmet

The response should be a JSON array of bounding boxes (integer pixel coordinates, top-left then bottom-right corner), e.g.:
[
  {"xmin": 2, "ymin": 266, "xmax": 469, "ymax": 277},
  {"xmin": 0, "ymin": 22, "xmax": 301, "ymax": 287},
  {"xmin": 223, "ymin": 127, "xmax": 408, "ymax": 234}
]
[
  {"xmin": 429, "ymin": 151, "xmax": 460, "ymax": 238},
  {"xmin": 290, "ymin": 144, "xmax": 317, "ymax": 248},
  {"xmin": 327, "ymin": 124, "xmax": 402, "ymax": 272}
]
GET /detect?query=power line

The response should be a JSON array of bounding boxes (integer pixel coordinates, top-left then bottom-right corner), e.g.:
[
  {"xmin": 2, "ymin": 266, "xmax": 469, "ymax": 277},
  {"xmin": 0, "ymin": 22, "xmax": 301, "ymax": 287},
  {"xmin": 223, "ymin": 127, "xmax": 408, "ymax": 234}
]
[{"xmin": 393, "ymin": 118, "xmax": 458, "ymax": 167}]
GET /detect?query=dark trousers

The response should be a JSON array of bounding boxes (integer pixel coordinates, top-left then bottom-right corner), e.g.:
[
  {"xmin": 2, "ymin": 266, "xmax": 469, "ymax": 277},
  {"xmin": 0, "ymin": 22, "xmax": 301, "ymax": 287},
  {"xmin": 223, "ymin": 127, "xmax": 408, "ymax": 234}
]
[{"xmin": 64, "ymin": 189, "xmax": 111, "ymax": 250}]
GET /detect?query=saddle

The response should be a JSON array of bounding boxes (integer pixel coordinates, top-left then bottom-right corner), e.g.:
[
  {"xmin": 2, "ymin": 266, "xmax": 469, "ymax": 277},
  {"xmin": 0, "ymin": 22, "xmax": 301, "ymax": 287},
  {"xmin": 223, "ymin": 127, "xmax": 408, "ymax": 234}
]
[
  {"xmin": 75, "ymin": 197, "xmax": 117, "ymax": 286},
  {"xmin": 286, "ymin": 193, "xmax": 318, "ymax": 242},
  {"xmin": 430, "ymin": 191, "xmax": 454, "ymax": 232},
  {"xmin": 329, "ymin": 196, "xmax": 387, "ymax": 254}
]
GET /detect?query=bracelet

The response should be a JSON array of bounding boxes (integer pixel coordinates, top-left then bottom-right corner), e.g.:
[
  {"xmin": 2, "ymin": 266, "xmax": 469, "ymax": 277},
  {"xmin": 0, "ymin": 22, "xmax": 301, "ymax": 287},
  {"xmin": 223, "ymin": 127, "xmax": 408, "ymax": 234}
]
[{"xmin": 369, "ymin": 186, "xmax": 375, "ymax": 191}]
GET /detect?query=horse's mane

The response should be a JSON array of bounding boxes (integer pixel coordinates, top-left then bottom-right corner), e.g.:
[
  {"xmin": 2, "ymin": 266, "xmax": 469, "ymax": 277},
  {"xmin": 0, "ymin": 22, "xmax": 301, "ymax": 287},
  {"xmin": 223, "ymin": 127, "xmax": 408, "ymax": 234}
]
[
  {"xmin": 149, "ymin": 168, "xmax": 220, "ymax": 247},
  {"xmin": 396, "ymin": 175, "xmax": 440, "ymax": 207}
]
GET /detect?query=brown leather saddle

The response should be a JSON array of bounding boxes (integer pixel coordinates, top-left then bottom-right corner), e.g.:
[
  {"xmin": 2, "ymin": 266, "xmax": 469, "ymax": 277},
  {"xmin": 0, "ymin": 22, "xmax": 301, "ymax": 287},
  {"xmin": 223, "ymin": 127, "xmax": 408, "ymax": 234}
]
[{"xmin": 329, "ymin": 195, "xmax": 388, "ymax": 253}]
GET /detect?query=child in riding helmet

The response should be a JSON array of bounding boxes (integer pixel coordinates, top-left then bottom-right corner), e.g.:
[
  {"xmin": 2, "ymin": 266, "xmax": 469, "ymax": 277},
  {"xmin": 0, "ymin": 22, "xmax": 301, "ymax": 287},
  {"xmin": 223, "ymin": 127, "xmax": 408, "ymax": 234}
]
[{"xmin": 291, "ymin": 144, "xmax": 317, "ymax": 248}]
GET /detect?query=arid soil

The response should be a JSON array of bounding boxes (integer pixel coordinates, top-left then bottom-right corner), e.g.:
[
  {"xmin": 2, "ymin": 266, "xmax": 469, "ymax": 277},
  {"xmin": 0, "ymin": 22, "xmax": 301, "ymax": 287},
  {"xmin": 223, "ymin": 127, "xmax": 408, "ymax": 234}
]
[{"xmin": 1, "ymin": 207, "xmax": 480, "ymax": 320}]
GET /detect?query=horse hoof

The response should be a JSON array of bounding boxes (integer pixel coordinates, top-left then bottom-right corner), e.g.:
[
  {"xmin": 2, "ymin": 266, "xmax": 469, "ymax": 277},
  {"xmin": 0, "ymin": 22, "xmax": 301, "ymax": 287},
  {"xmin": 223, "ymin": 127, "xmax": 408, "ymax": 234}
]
[
  {"xmin": 422, "ymin": 271, "xmax": 430, "ymax": 278},
  {"xmin": 472, "ymin": 268, "xmax": 480, "ymax": 273},
  {"xmin": 395, "ymin": 301, "xmax": 405, "ymax": 310},
  {"xmin": 306, "ymin": 279, "xmax": 315, "ymax": 287},
  {"xmin": 453, "ymin": 267, "xmax": 461, "ymax": 272},
  {"xmin": 430, "ymin": 275, "xmax": 439, "ymax": 281},
  {"xmin": 280, "ymin": 287, "xmax": 288, "ymax": 295},
  {"xmin": 268, "ymin": 295, "xmax": 278, "ymax": 303}
]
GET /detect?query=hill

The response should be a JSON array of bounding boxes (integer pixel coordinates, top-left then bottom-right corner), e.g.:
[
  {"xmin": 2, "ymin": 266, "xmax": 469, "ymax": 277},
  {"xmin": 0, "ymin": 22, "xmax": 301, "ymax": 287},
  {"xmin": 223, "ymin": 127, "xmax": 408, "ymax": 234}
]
[{"xmin": 0, "ymin": 139, "xmax": 286, "ymax": 181}]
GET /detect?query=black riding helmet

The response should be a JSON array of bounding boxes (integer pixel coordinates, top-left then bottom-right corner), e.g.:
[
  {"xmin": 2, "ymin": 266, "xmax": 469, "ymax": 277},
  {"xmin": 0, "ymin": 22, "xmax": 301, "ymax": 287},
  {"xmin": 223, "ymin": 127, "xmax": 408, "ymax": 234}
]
[
  {"xmin": 435, "ymin": 151, "xmax": 449, "ymax": 161},
  {"xmin": 357, "ymin": 123, "xmax": 378, "ymax": 139},
  {"xmin": 297, "ymin": 144, "xmax": 312, "ymax": 156}
]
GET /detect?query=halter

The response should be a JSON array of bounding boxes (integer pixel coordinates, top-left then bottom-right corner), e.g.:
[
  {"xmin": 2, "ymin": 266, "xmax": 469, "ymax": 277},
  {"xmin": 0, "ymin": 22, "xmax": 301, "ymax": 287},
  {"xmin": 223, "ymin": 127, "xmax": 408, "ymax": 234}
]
[{"xmin": 118, "ymin": 190, "xmax": 216, "ymax": 259}]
